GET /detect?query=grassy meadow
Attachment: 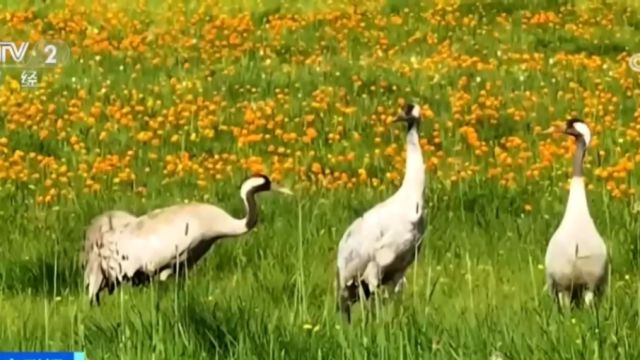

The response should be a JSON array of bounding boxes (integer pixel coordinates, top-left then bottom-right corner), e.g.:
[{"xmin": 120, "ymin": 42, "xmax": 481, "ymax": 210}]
[{"xmin": 1, "ymin": 0, "xmax": 640, "ymax": 358}]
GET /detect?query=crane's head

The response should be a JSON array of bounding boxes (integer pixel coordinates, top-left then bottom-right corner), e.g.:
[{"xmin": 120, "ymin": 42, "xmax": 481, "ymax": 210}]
[
  {"xmin": 240, "ymin": 174, "xmax": 293, "ymax": 197},
  {"xmin": 542, "ymin": 117, "xmax": 591, "ymax": 147},
  {"xmin": 393, "ymin": 103, "xmax": 421, "ymax": 131}
]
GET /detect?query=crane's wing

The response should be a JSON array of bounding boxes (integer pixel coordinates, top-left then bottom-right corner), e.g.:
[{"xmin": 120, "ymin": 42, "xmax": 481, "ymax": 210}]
[
  {"xmin": 370, "ymin": 207, "xmax": 426, "ymax": 267},
  {"xmin": 336, "ymin": 206, "xmax": 390, "ymax": 286},
  {"xmin": 122, "ymin": 204, "xmax": 226, "ymax": 271},
  {"xmin": 84, "ymin": 210, "xmax": 137, "ymax": 305},
  {"xmin": 96, "ymin": 204, "xmax": 230, "ymax": 288},
  {"xmin": 337, "ymin": 200, "xmax": 426, "ymax": 283}
]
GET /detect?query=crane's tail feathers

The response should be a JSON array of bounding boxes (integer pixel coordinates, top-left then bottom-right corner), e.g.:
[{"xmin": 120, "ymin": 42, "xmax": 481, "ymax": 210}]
[
  {"xmin": 85, "ymin": 257, "xmax": 105, "ymax": 306},
  {"xmin": 337, "ymin": 282, "xmax": 360, "ymax": 323},
  {"xmin": 83, "ymin": 210, "xmax": 138, "ymax": 306},
  {"xmin": 338, "ymin": 288, "xmax": 352, "ymax": 323},
  {"xmin": 336, "ymin": 270, "xmax": 353, "ymax": 323},
  {"xmin": 84, "ymin": 231, "xmax": 110, "ymax": 306}
]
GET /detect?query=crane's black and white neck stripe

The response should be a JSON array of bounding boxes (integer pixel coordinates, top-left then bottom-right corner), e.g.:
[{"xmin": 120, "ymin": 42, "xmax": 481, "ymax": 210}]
[
  {"xmin": 239, "ymin": 175, "xmax": 272, "ymax": 230},
  {"xmin": 401, "ymin": 103, "xmax": 421, "ymax": 133},
  {"xmin": 561, "ymin": 118, "xmax": 592, "ymax": 217},
  {"xmin": 397, "ymin": 103, "xmax": 424, "ymax": 193},
  {"xmin": 564, "ymin": 118, "xmax": 591, "ymax": 178}
]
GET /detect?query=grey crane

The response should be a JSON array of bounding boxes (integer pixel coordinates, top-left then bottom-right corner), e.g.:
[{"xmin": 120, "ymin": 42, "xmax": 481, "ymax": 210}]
[
  {"xmin": 336, "ymin": 103, "xmax": 426, "ymax": 321},
  {"xmin": 543, "ymin": 118, "xmax": 608, "ymax": 308},
  {"xmin": 84, "ymin": 174, "xmax": 292, "ymax": 305}
]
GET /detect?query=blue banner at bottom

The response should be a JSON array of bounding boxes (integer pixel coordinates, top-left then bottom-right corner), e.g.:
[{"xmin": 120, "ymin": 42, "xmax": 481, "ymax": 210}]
[{"xmin": 0, "ymin": 353, "xmax": 84, "ymax": 360}]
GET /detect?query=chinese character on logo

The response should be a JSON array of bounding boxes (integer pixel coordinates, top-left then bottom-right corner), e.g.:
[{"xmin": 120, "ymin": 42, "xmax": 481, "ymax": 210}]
[{"xmin": 20, "ymin": 70, "xmax": 38, "ymax": 88}]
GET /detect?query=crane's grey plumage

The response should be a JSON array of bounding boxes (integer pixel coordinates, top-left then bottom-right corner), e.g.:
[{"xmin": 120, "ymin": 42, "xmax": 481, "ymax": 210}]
[
  {"xmin": 84, "ymin": 174, "xmax": 292, "ymax": 305},
  {"xmin": 336, "ymin": 103, "xmax": 426, "ymax": 321},
  {"xmin": 544, "ymin": 118, "xmax": 608, "ymax": 308}
]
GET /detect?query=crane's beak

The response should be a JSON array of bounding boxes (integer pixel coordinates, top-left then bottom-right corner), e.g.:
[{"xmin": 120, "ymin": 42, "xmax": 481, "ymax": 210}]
[
  {"xmin": 271, "ymin": 183, "xmax": 293, "ymax": 195},
  {"xmin": 540, "ymin": 125, "xmax": 563, "ymax": 135},
  {"xmin": 392, "ymin": 114, "xmax": 407, "ymax": 124}
]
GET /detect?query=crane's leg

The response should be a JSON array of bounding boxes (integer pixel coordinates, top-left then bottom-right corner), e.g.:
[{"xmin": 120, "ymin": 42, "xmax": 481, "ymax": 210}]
[
  {"xmin": 338, "ymin": 281, "xmax": 357, "ymax": 323},
  {"xmin": 545, "ymin": 274, "xmax": 554, "ymax": 298},
  {"xmin": 380, "ymin": 272, "xmax": 406, "ymax": 299},
  {"xmin": 547, "ymin": 275, "xmax": 567, "ymax": 311},
  {"xmin": 557, "ymin": 291, "xmax": 571, "ymax": 310},
  {"xmin": 586, "ymin": 264, "xmax": 609, "ymax": 308},
  {"xmin": 391, "ymin": 273, "xmax": 407, "ymax": 294},
  {"xmin": 159, "ymin": 268, "xmax": 174, "ymax": 281},
  {"xmin": 584, "ymin": 290, "xmax": 595, "ymax": 307},
  {"xmin": 360, "ymin": 262, "xmax": 382, "ymax": 320},
  {"xmin": 130, "ymin": 270, "xmax": 151, "ymax": 287},
  {"xmin": 362, "ymin": 262, "xmax": 381, "ymax": 295}
]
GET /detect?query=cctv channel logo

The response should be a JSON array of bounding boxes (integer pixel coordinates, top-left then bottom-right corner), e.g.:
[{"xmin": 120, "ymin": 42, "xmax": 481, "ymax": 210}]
[
  {"xmin": 0, "ymin": 40, "xmax": 71, "ymax": 68},
  {"xmin": 629, "ymin": 53, "xmax": 640, "ymax": 73}
]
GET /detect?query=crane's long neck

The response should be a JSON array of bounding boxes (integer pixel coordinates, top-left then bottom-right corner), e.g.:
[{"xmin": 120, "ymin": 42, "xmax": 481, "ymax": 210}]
[
  {"xmin": 241, "ymin": 187, "xmax": 260, "ymax": 231},
  {"xmin": 564, "ymin": 138, "xmax": 589, "ymax": 218},
  {"xmin": 572, "ymin": 137, "xmax": 586, "ymax": 178},
  {"xmin": 400, "ymin": 123, "xmax": 425, "ymax": 194},
  {"xmin": 212, "ymin": 186, "xmax": 261, "ymax": 238}
]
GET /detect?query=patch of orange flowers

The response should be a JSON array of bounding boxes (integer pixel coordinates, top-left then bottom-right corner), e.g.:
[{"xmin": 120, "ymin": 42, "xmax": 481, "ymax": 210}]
[{"xmin": 0, "ymin": 0, "xmax": 637, "ymax": 208}]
